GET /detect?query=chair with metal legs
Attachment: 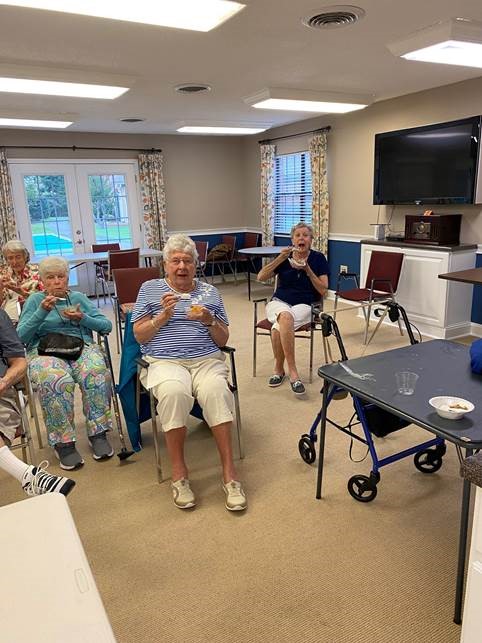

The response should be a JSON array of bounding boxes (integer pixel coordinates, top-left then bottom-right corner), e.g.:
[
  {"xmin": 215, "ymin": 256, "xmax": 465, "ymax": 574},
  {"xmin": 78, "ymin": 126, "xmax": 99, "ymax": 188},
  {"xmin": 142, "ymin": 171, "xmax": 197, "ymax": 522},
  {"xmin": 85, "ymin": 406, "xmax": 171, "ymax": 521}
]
[
  {"xmin": 136, "ymin": 347, "xmax": 244, "ymax": 483},
  {"xmin": 252, "ymin": 298, "xmax": 325, "ymax": 383},
  {"xmin": 333, "ymin": 250, "xmax": 404, "ymax": 344}
]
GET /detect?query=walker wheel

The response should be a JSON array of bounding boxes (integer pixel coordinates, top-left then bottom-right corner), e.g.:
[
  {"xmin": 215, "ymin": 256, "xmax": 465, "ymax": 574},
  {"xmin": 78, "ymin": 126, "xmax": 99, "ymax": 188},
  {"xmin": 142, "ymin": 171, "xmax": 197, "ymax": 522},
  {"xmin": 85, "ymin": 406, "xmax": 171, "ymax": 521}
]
[
  {"xmin": 414, "ymin": 448, "xmax": 443, "ymax": 474},
  {"xmin": 298, "ymin": 435, "xmax": 316, "ymax": 464},
  {"xmin": 347, "ymin": 474, "xmax": 378, "ymax": 502}
]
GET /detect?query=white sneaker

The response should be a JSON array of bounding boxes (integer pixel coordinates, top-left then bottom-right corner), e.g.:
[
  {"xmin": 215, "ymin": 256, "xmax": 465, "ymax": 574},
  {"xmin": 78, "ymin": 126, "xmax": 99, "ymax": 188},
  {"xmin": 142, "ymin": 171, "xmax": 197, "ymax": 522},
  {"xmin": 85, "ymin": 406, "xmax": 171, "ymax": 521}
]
[
  {"xmin": 171, "ymin": 479, "xmax": 196, "ymax": 509},
  {"xmin": 22, "ymin": 460, "xmax": 76, "ymax": 497},
  {"xmin": 222, "ymin": 480, "xmax": 247, "ymax": 512}
]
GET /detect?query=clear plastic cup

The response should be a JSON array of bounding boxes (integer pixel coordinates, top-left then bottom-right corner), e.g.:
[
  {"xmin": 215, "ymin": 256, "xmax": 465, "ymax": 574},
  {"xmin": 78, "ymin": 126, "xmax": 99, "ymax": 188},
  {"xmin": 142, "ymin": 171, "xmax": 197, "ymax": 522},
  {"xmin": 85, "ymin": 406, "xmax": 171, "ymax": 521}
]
[
  {"xmin": 190, "ymin": 304, "xmax": 203, "ymax": 314},
  {"xmin": 395, "ymin": 371, "xmax": 419, "ymax": 395}
]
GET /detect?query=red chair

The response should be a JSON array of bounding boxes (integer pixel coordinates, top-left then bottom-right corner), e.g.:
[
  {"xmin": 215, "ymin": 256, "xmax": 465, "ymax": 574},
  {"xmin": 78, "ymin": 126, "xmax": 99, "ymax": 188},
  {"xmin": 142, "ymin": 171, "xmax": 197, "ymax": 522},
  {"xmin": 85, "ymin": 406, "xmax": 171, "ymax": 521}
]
[
  {"xmin": 334, "ymin": 250, "xmax": 404, "ymax": 344},
  {"xmin": 207, "ymin": 235, "xmax": 237, "ymax": 284},
  {"xmin": 194, "ymin": 240, "xmax": 209, "ymax": 281},
  {"xmin": 96, "ymin": 248, "xmax": 140, "ymax": 306},
  {"xmin": 252, "ymin": 297, "xmax": 324, "ymax": 383},
  {"xmin": 112, "ymin": 266, "xmax": 160, "ymax": 351},
  {"xmin": 236, "ymin": 232, "xmax": 260, "ymax": 299},
  {"xmin": 92, "ymin": 243, "xmax": 120, "ymax": 305}
]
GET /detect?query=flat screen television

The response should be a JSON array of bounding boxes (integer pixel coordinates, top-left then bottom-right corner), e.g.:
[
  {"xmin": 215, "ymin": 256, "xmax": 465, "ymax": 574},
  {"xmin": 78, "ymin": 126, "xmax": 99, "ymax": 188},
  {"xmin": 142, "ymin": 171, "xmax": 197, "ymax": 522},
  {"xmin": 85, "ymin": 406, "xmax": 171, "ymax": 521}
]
[{"xmin": 373, "ymin": 116, "xmax": 481, "ymax": 205}]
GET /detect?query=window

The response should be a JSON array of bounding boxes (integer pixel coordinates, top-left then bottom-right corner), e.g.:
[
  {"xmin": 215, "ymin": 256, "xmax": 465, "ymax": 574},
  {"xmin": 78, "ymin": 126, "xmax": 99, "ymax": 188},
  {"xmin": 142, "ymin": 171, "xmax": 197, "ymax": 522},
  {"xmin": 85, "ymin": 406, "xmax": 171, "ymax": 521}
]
[{"xmin": 274, "ymin": 151, "xmax": 312, "ymax": 234}]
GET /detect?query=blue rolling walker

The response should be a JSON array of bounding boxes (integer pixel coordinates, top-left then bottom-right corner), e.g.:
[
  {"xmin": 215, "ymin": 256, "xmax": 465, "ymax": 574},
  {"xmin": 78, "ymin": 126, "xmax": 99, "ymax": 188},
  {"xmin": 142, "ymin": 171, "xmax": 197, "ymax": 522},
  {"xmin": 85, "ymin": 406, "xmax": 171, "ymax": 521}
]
[{"xmin": 298, "ymin": 303, "xmax": 446, "ymax": 502}]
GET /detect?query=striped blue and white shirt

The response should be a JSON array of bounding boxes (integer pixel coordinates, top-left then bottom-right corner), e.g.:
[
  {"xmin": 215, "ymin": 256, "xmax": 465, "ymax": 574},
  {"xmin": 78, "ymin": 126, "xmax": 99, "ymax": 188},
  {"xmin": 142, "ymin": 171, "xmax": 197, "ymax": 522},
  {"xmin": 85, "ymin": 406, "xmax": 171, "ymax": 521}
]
[{"xmin": 132, "ymin": 278, "xmax": 229, "ymax": 359}]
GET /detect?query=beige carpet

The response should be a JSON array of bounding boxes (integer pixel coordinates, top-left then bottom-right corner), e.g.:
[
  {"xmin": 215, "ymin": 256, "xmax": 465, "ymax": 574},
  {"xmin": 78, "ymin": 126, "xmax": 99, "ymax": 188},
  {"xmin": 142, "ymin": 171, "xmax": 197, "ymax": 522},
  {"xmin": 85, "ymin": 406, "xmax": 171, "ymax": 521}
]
[{"xmin": 0, "ymin": 280, "xmax": 470, "ymax": 643}]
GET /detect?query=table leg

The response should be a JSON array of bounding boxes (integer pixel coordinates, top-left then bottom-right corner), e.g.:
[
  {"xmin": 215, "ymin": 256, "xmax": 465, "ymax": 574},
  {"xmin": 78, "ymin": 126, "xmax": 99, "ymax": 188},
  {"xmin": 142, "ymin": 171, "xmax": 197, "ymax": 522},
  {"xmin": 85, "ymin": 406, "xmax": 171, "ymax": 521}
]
[
  {"xmin": 248, "ymin": 271, "xmax": 251, "ymax": 300},
  {"xmin": 454, "ymin": 448, "xmax": 473, "ymax": 624},
  {"xmin": 316, "ymin": 382, "xmax": 331, "ymax": 499}
]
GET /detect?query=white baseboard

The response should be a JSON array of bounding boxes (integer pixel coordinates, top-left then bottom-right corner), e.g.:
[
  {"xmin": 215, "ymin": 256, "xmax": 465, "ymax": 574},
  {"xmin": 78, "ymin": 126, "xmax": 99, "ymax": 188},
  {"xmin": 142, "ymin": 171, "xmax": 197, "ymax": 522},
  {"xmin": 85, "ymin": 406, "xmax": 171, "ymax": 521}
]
[{"xmin": 470, "ymin": 322, "xmax": 482, "ymax": 337}]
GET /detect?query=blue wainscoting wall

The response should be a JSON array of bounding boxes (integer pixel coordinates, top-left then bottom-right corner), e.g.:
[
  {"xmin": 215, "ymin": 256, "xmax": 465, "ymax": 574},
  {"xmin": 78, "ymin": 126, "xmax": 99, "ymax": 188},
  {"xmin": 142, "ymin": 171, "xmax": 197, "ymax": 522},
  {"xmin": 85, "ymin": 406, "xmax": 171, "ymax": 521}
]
[
  {"xmin": 471, "ymin": 252, "xmax": 482, "ymax": 325},
  {"xmin": 186, "ymin": 231, "xmax": 481, "ymax": 326}
]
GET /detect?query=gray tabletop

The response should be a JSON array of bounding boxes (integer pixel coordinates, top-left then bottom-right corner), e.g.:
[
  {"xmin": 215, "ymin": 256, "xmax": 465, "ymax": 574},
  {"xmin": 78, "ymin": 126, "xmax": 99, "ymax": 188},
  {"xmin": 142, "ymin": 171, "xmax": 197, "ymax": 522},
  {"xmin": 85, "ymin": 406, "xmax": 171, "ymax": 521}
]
[
  {"xmin": 318, "ymin": 339, "xmax": 482, "ymax": 449},
  {"xmin": 31, "ymin": 248, "xmax": 163, "ymax": 265},
  {"xmin": 237, "ymin": 246, "xmax": 281, "ymax": 257}
]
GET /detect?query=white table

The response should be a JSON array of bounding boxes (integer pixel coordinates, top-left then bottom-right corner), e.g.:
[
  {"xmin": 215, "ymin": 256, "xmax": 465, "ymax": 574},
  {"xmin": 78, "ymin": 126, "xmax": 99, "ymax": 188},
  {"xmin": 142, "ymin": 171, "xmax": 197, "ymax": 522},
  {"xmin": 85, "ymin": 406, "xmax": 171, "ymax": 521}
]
[
  {"xmin": 0, "ymin": 494, "xmax": 117, "ymax": 642},
  {"xmin": 32, "ymin": 247, "xmax": 162, "ymax": 268},
  {"xmin": 237, "ymin": 246, "xmax": 282, "ymax": 299}
]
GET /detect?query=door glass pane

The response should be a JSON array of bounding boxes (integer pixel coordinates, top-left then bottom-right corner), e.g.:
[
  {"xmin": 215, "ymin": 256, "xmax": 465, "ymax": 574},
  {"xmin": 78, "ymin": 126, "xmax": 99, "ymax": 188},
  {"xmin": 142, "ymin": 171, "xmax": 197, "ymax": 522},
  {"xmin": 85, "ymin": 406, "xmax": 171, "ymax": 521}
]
[
  {"xmin": 24, "ymin": 175, "xmax": 74, "ymax": 255},
  {"xmin": 88, "ymin": 174, "xmax": 133, "ymax": 248}
]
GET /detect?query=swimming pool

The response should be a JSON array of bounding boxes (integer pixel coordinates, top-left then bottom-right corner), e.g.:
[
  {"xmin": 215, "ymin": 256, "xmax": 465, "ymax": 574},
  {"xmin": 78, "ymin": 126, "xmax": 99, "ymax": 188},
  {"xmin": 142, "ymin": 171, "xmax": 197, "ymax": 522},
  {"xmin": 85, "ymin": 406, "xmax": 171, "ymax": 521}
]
[{"xmin": 33, "ymin": 234, "xmax": 73, "ymax": 254}]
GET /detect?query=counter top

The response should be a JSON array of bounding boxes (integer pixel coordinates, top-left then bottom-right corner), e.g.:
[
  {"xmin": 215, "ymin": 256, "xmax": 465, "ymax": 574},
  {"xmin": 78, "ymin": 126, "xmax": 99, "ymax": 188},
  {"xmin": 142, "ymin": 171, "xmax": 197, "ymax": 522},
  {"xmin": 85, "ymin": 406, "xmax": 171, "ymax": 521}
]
[
  {"xmin": 360, "ymin": 239, "xmax": 477, "ymax": 252},
  {"xmin": 461, "ymin": 452, "xmax": 482, "ymax": 488}
]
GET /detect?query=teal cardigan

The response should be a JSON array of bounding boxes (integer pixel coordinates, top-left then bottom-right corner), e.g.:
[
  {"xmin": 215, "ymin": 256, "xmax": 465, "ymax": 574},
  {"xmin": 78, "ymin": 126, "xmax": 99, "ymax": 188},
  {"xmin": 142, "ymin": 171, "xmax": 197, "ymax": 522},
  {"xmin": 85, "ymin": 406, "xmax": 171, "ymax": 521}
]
[{"xmin": 17, "ymin": 291, "xmax": 112, "ymax": 351}]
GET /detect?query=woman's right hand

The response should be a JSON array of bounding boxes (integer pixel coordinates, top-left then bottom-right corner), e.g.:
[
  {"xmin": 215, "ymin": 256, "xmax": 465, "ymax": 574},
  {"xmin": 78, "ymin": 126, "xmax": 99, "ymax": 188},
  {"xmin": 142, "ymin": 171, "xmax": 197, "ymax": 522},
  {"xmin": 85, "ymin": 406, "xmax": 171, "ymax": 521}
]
[
  {"xmin": 41, "ymin": 294, "xmax": 58, "ymax": 311},
  {"xmin": 160, "ymin": 293, "xmax": 179, "ymax": 320},
  {"xmin": 279, "ymin": 246, "xmax": 293, "ymax": 258}
]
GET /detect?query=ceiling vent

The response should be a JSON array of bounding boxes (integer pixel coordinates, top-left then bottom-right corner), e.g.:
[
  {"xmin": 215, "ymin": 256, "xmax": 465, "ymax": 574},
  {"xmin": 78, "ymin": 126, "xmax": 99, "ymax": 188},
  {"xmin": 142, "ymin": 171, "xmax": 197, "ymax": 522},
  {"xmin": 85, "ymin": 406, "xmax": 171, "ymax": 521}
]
[
  {"xmin": 175, "ymin": 83, "xmax": 211, "ymax": 94},
  {"xmin": 302, "ymin": 5, "xmax": 365, "ymax": 30},
  {"xmin": 120, "ymin": 117, "xmax": 145, "ymax": 123}
]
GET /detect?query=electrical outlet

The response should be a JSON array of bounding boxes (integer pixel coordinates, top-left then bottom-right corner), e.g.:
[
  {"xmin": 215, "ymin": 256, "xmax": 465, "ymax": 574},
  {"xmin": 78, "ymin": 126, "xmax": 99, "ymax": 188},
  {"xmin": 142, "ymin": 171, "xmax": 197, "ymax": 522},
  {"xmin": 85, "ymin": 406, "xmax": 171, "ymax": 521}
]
[{"xmin": 340, "ymin": 264, "xmax": 348, "ymax": 274}]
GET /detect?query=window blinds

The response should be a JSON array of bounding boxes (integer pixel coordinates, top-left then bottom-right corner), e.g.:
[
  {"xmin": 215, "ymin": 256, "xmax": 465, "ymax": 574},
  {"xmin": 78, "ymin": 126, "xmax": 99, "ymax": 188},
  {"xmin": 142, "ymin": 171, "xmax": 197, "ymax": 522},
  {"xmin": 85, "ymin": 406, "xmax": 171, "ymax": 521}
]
[{"xmin": 274, "ymin": 151, "xmax": 312, "ymax": 235}]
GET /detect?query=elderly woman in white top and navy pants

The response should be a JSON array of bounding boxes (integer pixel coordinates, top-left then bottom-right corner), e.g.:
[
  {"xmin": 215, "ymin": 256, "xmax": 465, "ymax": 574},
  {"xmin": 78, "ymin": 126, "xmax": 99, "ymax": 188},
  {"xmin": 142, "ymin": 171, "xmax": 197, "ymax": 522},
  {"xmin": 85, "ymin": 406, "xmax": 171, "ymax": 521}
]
[{"xmin": 132, "ymin": 233, "xmax": 246, "ymax": 512}]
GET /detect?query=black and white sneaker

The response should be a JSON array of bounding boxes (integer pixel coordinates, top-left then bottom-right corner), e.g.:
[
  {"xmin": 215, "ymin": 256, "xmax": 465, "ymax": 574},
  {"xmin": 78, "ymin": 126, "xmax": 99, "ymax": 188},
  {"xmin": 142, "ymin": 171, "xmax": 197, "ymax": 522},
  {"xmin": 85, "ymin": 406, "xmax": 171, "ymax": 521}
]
[
  {"xmin": 22, "ymin": 460, "xmax": 76, "ymax": 497},
  {"xmin": 54, "ymin": 442, "xmax": 85, "ymax": 470},
  {"xmin": 89, "ymin": 432, "xmax": 114, "ymax": 461}
]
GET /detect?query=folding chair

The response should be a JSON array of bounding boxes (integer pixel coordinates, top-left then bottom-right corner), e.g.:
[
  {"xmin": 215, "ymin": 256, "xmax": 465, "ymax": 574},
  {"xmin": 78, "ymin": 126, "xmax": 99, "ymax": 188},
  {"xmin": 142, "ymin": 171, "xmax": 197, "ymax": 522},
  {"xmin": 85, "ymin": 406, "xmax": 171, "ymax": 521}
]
[
  {"xmin": 207, "ymin": 235, "xmax": 237, "ymax": 284},
  {"xmin": 92, "ymin": 243, "xmax": 120, "ymax": 305},
  {"xmin": 10, "ymin": 380, "xmax": 40, "ymax": 465},
  {"xmin": 334, "ymin": 250, "xmax": 404, "ymax": 344},
  {"xmin": 252, "ymin": 297, "xmax": 325, "ymax": 383},
  {"xmin": 235, "ymin": 232, "xmax": 260, "ymax": 299},
  {"xmin": 112, "ymin": 266, "xmax": 160, "ymax": 352},
  {"xmin": 95, "ymin": 248, "xmax": 140, "ymax": 306},
  {"xmin": 136, "ymin": 347, "xmax": 244, "ymax": 483},
  {"xmin": 194, "ymin": 240, "xmax": 209, "ymax": 281}
]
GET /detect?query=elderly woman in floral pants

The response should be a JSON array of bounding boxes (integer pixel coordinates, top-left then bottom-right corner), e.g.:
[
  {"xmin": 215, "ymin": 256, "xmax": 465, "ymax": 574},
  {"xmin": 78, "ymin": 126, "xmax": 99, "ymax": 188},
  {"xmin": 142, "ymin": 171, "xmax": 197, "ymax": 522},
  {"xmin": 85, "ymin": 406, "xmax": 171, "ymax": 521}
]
[{"xmin": 17, "ymin": 256, "xmax": 114, "ymax": 471}]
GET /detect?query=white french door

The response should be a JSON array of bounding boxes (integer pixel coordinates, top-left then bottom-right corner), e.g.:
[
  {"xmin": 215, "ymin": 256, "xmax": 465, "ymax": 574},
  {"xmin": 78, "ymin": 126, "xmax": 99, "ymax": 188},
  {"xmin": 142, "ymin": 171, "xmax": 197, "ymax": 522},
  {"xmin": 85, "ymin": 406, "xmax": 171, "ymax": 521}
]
[{"xmin": 10, "ymin": 160, "xmax": 141, "ymax": 294}]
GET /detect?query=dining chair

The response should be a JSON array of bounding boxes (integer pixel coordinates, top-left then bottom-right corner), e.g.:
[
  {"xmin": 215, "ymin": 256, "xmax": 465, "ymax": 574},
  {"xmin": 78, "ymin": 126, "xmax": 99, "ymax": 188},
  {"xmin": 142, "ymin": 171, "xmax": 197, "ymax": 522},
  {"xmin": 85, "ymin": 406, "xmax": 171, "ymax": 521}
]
[
  {"xmin": 207, "ymin": 235, "xmax": 237, "ymax": 284},
  {"xmin": 334, "ymin": 250, "xmax": 404, "ymax": 344},
  {"xmin": 92, "ymin": 243, "xmax": 120, "ymax": 305},
  {"xmin": 112, "ymin": 266, "xmax": 160, "ymax": 352},
  {"xmin": 96, "ymin": 248, "xmax": 140, "ymax": 306},
  {"xmin": 194, "ymin": 240, "xmax": 209, "ymax": 281},
  {"xmin": 235, "ymin": 232, "xmax": 260, "ymax": 299},
  {"xmin": 252, "ymin": 297, "xmax": 324, "ymax": 383}
]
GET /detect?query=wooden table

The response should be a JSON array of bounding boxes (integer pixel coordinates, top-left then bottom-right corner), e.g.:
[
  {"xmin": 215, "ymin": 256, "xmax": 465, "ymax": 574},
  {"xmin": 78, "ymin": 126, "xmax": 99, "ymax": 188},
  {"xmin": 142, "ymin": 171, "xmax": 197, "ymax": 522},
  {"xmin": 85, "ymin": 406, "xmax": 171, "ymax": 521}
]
[
  {"xmin": 438, "ymin": 267, "xmax": 482, "ymax": 285},
  {"xmin": 237, "ymin": 246, "xmax": 282, "ymax": 299}
]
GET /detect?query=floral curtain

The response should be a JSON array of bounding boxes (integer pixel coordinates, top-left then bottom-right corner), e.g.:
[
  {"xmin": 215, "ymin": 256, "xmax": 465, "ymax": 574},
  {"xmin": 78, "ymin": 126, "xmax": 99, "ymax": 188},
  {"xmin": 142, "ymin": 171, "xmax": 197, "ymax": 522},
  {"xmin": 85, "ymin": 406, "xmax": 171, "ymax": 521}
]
[
  {"xmin": 309, "ymin": 132, "xmax": 329, "ymax": 256},
  {"xmin": 260, "ymin": 143, "xmax": 276, "ymax": 246},
  {"xmin": 138, "ymin": 152, "xmax": 167, "ymax": 250},
  {"xmin": 0, "ymin": 148, "xmax": 17, "ymax": 247}
]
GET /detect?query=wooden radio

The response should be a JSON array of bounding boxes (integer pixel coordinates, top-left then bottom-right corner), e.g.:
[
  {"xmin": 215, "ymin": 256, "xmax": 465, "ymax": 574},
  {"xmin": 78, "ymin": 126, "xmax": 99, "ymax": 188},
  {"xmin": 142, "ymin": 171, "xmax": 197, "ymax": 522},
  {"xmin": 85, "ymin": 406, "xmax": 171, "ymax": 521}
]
[{"xmin": 404, "ymin": 214, "xmax": 461, "ymax": 245}]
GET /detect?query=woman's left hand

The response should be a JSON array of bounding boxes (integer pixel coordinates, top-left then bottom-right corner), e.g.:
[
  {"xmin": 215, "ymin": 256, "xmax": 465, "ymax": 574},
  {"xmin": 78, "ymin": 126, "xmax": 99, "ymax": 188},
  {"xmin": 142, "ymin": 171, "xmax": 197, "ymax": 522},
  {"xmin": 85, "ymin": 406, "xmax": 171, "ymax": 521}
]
[
  {"xmin": 186, "ymin": 305, "xmax": 213, "ymax": 326},
  {"xmin": 62, "ymin": 304, "xmax": 83, "ymax": 321}
]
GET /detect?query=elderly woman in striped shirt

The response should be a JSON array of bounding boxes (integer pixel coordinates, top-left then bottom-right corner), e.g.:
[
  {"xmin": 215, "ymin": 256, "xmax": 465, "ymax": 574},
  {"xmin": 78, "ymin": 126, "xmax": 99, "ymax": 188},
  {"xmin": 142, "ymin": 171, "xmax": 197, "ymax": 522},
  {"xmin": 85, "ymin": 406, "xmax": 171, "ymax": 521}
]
[{"xmin": 132, "ymin": 234, "xmax": 246, "ymax": 513}]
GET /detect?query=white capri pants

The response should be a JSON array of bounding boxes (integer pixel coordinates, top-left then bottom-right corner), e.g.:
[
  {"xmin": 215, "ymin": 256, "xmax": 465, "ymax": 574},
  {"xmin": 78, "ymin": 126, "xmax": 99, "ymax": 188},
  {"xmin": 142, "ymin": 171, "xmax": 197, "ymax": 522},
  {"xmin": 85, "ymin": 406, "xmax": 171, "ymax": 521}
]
[
  {"xmin": 266, "ymin": 298, "xmax": 312, "ymax": 332},
  {"xmin": 140, "ymin": 352, "xmax": 234, "ymax": 432}
]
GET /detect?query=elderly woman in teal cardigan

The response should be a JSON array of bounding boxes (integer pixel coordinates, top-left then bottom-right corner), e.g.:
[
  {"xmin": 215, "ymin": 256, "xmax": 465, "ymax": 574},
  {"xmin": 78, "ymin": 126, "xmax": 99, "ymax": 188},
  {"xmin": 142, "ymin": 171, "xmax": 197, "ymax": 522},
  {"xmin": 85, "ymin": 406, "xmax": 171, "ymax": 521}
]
[{"xmin": 17, "ymin": 256, "xmax": 114, "ymax": 471}]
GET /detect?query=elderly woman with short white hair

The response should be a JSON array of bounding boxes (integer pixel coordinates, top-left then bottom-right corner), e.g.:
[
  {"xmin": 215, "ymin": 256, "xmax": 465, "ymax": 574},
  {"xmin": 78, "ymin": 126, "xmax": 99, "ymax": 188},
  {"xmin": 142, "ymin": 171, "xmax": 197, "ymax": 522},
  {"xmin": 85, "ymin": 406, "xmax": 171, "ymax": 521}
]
[
  {"xmin": 17, "ymin": 256, "xmax": 114, "ymax": 471},
  {"xmin": 132, "ymin": 233, "xmax": 247, "ymax": 512},
  {"xmin": 0, "ymin": 239, "xmax": 44, "ymax": 321}
]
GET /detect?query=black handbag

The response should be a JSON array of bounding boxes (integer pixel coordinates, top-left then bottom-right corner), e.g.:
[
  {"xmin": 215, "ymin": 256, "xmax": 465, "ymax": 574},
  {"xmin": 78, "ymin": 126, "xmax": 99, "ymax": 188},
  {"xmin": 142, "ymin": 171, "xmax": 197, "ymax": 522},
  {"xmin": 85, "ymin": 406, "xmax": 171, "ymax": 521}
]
[{"xmin": 38, "ymin": 332, "xmax": 84, "ymax": 361}]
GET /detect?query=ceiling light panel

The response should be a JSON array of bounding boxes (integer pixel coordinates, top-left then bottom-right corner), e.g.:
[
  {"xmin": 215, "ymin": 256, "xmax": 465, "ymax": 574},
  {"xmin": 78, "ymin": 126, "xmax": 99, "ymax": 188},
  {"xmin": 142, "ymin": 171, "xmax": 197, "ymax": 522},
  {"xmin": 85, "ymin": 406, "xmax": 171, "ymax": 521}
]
[
  {"xmin": 177, "ymin": 125, "xmax": 268, "ymax": 135},
  {"xmin": 245, "ymin": 88, "xmax": 372, "ymax": 113},
  {"xmin": 388, "ymin": 18, "xmax": 482, "ymax": 68},
  {"xmin": 0, "ymin": 77, "xmax": 128, "ymax": 98},
  {"xmin": 0, "ymin": 1, "xmax": 246, "ymax": 31},
  {"xmin": 0, "ymin": 117, "xmax": 72, "ymax": 128}
]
